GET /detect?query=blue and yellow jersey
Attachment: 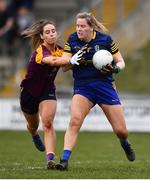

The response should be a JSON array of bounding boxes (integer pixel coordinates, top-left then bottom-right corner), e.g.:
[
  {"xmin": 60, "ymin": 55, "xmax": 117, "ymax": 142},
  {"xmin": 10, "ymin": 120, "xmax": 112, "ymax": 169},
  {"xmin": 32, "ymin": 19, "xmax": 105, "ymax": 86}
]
[
  {"xmin": 64, "ymin": 31, "xmax": 119, "ymax": 86},
  {"xmin": 20, "ymin": 44, "xmax": 63, "ymax": 98}
]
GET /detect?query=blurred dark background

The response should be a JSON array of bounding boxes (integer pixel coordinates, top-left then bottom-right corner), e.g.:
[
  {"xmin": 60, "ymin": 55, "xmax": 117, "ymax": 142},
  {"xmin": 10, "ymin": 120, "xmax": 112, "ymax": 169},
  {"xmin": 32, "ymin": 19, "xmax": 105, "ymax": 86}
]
[{"xmin": 0, "ymin": 0, "xmax": 150, "ymax": 97}]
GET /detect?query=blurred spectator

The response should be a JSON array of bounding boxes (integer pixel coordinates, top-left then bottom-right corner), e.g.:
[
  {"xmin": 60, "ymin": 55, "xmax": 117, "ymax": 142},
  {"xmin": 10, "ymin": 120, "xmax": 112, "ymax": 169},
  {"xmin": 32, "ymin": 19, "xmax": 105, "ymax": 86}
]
[
  {"xmin": 2, "ymin": 0, "xmax": 35, "ymax": 63},
  {"xmin": 8, "ymin": 0, "xmax": 34, "ymax": 15},
  {"xmin": 0, "ymin": 0, "xmax": 14, "ymax": 56},
  {"xmin": 13, "ymin": 5, "xmax": 34, "ymax": 61},
  {"xmin": 15, "ymin": 6, "xmax": 34, "ymax": 34},
  {"xmin": 76, "ymin": 0, "xmax": 91, "ymax": 11}
]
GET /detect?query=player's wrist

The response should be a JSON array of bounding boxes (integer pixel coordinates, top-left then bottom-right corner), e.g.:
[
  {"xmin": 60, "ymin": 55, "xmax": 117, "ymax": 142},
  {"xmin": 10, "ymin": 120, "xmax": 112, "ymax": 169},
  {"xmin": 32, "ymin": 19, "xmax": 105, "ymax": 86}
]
[
  {"xmin": 69, "ymin": 58, "xmax": 72, "ymax": 64},
  {"xmin": 70, "ymin": 56, "xmax": 75, "ymax": 65},
  {"xmin": 112, "ymin": 65, "xmax": 121, "ymax": 74}
]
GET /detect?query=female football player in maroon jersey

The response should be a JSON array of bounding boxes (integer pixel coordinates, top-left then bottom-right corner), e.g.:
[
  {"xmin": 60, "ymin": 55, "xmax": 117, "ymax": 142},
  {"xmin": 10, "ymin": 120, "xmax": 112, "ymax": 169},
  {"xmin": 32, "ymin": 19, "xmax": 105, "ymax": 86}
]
[{"xmin": 20, "ymin": 19, "xmax": 79, "ymax": 169}]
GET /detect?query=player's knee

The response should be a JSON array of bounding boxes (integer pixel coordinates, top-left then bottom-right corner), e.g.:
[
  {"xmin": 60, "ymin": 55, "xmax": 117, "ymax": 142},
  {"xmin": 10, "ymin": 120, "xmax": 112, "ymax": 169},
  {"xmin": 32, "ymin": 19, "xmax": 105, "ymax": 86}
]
[
  {"xmin": 42, "ymin": 120, "xmax": 53, "ymax": 132},
  {"xmin": 115, "ymin": 127, "xmax": 128, "ymax": 139},
  {"xmin": 69, "ymin": 116, "xmax": 82, "ymax": 129},
  {"xmin": 27, "ymin": 124, "xmax": 38, "ymax": 132}
]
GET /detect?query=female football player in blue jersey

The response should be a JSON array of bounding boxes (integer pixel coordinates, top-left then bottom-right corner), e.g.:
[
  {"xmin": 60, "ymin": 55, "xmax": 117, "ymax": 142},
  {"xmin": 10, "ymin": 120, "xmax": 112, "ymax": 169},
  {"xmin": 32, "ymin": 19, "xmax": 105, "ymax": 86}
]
[
  {"xmin": 53, "ymin": 12, "xmax": 135, "ymax": 170},
  {"xmin": 19, "ymin": 19, "xmax": 79, "ymax": 170}
]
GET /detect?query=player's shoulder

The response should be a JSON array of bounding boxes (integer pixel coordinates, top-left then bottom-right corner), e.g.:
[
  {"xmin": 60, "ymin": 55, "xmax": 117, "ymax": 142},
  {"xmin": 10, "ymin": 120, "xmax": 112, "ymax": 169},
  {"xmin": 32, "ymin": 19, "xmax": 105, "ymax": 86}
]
[
  {"xmin": 96, "ymin": 31, "xmax": 112, "ymax": 42},
  {"xmin": 36, "ymin": 44, "xmax": 51, "ymax": 53},
  {"xmin": 55, "ymin": 44, "xmax": 64, "ymax": 56},
  {"xmin": 35, "ymin": 44, "xmax": 44, "ymax": 52},
  {"xmin": 67, "ymin": 32, "xmax": 78, "ymax": 42},
  {"xmin": 35, "ymin": 44, "xmax": 52, "ymax": 60}
]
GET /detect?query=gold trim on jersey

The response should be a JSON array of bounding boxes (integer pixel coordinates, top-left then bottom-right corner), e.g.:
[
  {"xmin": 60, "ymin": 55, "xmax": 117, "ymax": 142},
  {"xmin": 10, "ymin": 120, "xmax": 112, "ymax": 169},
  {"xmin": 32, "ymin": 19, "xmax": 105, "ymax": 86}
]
[
  {"xmin": 52, "ymin": 48, "xmax": 63, "ymax": 57},
  {"xmin": 92, "ymin": 31, "xmax": 96, "ymax": 39},
  {"xmin": 111, "ymin": 42, "xmax": 118, "ymax": 53},
  {"xmin": 35, "ymin": 45, "xmax": 43, "ymax": 64},
  {"xmin": 65, "ymin": 42, "xmax": 70, "ymax": 46},
  {"xmin": 63, "ymin": 52, "xmax": 72, "ymax": 56},
  {"xmin": 64, "ymin": 44, "xmax": 71, "ymax": 51},
  {"xmin": 111, "ymin": 46, "xmax": 118, "ymax": 51}
]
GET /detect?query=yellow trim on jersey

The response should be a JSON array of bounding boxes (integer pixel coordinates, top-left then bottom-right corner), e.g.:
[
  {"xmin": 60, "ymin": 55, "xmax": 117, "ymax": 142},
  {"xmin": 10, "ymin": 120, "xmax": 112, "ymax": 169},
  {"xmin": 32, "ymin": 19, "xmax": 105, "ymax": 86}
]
[
  {"xmin": 35, "ymin": 45, "xmax": 43, "ymax": 64},
  {"xmin": 65, "ymin": 44, "xmax": 70, "ymax": 48},
  {"xmin": 63, "ymin": 52, "xmax": 72, "ymax": 56},
  {"xmin": 92, "ymin": 31, "xmax": 96, "ymax": 39},
  {"xmin": 64, "ymin": 44, "xmax": 71, "ymax": 51},
  {"xmin": 111, "ymin": 46, "xmax": 118, "ymax": 51},
  {"xmin": 52, "ymin": 48, "xmax": 63, "ymax": 57},
  {"xmin": 111, "ymin": 44, "xmax": 117, "ymax": 48},
  {"xmin": 111, "ymin": 42, "xmax": 118, "ymax": 53},
  {"xmin": 65, "ymin": 42, "xmax": 70, "ymax": 46},
  {"xmin": 111, "ymin": 42, "xmax": 118, "ymax": 48}
]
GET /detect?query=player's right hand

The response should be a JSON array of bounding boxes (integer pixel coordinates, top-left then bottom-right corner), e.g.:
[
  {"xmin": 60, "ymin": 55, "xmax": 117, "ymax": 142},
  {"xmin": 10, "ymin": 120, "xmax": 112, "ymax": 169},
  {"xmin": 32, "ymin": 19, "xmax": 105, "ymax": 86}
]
[
  {"xmin": 70, "ymin": 50, "xmax": 83, "ymax": 65},
  {"xmin": 70, "ymin": 44, "xmax": 90, "ymax": 65}
]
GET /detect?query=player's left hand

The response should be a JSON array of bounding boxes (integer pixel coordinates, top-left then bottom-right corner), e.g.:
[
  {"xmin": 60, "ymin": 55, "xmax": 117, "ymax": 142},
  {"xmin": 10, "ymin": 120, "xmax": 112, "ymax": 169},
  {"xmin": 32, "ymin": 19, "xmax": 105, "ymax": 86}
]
[
  {"xmin": 100, "ymin": 64, "xmax": 114, "ymax": 74},
  {"xmin": 100, "ymin": 64, "xmax": 121, "ymax": 74}
]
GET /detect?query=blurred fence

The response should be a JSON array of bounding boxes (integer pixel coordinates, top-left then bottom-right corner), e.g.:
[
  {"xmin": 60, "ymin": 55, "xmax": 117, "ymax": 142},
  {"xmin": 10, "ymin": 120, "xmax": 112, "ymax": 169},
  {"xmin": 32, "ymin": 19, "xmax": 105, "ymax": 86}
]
[{"xmin": 0, "ymin": 94, "xmax": 150, "ymax": 132}]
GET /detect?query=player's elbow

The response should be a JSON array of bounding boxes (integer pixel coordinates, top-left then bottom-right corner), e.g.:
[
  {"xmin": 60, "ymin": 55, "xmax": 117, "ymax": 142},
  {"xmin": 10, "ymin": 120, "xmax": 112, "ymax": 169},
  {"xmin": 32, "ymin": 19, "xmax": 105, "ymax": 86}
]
[{"xmin": 116, "ymin": 61, "xmax": 125, "ymax": 70}]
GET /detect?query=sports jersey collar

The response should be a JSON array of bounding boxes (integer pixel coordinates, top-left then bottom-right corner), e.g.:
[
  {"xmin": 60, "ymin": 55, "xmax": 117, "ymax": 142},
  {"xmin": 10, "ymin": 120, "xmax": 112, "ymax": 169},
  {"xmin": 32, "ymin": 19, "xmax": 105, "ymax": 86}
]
[
  {"xmin": 92, "ymin": 31, "xmax": 96, "ymax": 39},
  {"xmin": 77, "ymin": 31, "xmax": 96, "ymax": 43},
  {"xmin": 42, "ymin": 43, "xmax": 58, "ymax": 53}
]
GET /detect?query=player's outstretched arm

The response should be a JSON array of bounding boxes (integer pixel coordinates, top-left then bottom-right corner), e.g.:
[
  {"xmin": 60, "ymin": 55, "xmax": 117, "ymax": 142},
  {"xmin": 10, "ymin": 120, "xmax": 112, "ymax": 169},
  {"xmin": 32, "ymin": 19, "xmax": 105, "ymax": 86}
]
[
  {"xmin": 42, "ymin": 56, "xmax": 70, "ymax": 66},
  {"xmin": 42, "ymin": 51, "xmax": 83, "ymax": 66},
  {"xmin": 42, "ymin": 44, "xmax": 89, "ymax": 67}
]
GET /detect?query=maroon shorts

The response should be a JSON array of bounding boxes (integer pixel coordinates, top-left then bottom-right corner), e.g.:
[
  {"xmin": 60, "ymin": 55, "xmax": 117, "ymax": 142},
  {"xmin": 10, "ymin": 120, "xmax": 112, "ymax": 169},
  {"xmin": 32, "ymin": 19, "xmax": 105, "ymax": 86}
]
[{"xmin": 20, "ymin": 88, "xmax": 56, "ymax": 114}]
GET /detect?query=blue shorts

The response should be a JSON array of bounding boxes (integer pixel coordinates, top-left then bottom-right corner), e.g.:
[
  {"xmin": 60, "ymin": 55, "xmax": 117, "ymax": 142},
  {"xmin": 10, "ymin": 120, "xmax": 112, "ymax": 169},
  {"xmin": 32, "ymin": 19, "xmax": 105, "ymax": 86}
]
[
  {"xmin": 74, "ymin": 80, "xmax": 121, "ymax": 106},
  {"xmin": 20, "ymin": 88, "xmax": 56, "ymax": 114}
]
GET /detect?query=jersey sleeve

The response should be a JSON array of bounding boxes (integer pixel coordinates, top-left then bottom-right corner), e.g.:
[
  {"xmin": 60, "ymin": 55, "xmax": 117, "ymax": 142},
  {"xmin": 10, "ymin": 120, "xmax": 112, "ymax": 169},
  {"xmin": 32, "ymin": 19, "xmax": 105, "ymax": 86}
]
[
  {"xmin": 107, "ymin": 36, "xmax": 119, "ymax": 55},
  {"xmin": 63, "ymin": 35, "xmax": 73, "ymax": 56},
  {"xmin": 64, "ymin": 42, "xmax": 72, "ymax": 56},
  {"xmin": 35, "ymin": 45, "xmax": 50, "ymax": 64}
]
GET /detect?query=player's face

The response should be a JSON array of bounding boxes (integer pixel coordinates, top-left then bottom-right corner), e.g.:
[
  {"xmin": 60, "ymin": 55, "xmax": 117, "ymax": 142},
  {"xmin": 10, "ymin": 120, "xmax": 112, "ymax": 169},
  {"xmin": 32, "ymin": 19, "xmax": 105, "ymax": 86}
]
[
  {"xmin": 76, "ymin": 18, "xmax": 93, "ymax": 42},
  {"xmin": 0, "ymin": 0, "xmax": 7, "ymax": 11},
  {"xmin": 41, "ymin": 24, "xmax": 57, "ymax": 45}
]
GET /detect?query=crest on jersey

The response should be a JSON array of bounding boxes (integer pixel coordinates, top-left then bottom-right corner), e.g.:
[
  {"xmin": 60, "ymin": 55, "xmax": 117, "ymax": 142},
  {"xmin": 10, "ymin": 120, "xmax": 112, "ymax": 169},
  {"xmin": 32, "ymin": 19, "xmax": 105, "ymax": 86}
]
[
  {"xmin": 74, "ymin": 46, "xmax": 81, "ymax": 52},
  {"xmin": 94, "ymin": 45, "xmax": 100, "ymax": 51}
]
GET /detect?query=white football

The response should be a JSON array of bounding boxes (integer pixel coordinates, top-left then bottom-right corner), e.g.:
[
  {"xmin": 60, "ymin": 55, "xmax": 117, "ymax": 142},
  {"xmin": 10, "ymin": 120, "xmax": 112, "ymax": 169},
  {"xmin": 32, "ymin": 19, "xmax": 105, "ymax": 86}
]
[{"xmin": 92, "ymin": 50, "xmax": 113, "ymax": 70}]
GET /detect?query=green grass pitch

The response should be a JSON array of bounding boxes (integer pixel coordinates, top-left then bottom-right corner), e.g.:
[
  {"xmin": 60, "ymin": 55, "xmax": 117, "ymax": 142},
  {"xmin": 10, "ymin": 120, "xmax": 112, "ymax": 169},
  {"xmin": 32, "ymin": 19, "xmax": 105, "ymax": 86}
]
[{"xmin": 0, "ymin": 131, "xmax": 150, "ymax": 179}]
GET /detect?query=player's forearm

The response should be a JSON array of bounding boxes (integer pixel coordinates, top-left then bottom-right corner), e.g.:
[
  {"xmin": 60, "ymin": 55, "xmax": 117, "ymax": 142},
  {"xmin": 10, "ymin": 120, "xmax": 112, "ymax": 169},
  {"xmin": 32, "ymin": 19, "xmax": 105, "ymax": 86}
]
[
  {"xmin": 56, "ymin": 57, "xmax": 71, "ymax": 66},
  {"xmin": 42, "ymin": 56, "xmax": 70, "ymax": 66},
  {"xmin": 113, "ymin": 51, "xmax": 125, "ymax": 70}
]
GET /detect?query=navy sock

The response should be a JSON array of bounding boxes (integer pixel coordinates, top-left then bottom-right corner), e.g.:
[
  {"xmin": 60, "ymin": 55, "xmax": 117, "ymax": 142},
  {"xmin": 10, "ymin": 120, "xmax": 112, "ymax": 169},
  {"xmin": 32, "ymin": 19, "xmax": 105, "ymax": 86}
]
[
  {"xmin": 32, "ymin": 134, "xmax": 39, "ymax": 141},
  {"xmin": 61, "ymin": 150, "xmax": 72, "ymax": 161},
  {"xmin": 120, "ymin": 139, "xmax": 129, "ymax": 147},
  {"xmin": 47, "ymin": 153, "xmax": 55, "ymax": 161}
]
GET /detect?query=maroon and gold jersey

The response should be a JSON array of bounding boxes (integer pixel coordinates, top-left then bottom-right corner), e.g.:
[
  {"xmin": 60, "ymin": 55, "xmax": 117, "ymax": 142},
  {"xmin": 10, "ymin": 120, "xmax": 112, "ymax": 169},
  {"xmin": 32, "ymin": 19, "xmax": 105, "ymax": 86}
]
[{"xmin": 20, "ymin": 44, "xmax": 63, "ymax": 98}]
